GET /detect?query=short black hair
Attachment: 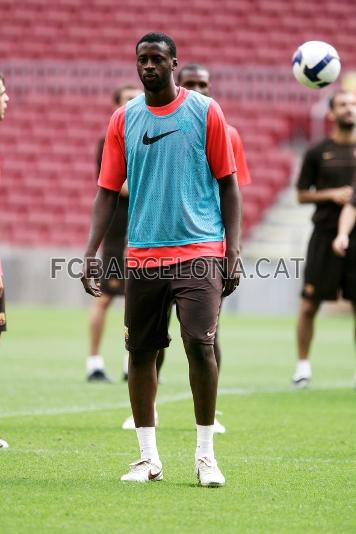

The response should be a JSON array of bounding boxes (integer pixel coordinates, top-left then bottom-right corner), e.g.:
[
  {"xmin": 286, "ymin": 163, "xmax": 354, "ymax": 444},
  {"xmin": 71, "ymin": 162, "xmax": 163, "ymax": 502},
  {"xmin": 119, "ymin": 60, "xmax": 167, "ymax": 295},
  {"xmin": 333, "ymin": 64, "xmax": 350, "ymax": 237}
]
[
  {"xmin": 177, "ymin": 63, "xmax": 209, "ymax": 84},
  {"xmin": 112, "ymin": 85, "xmax": 138, "ymax": 106},
  {"xmin": 136, "ymin": 32, "xmax": 177, "ymax": 57},
  {"xmin": 329, "ymin": 89, "xmax": 351, "ymax": 110}
]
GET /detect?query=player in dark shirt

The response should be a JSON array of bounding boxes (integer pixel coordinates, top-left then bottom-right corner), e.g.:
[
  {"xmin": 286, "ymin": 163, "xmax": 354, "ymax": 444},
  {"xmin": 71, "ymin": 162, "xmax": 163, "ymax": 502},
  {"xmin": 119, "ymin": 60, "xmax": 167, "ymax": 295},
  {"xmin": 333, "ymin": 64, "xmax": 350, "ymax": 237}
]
[
  {"xmin": 0, "ymin": 72, "xmax": 10, "ymax": 450},
  {"xmin": 87, "ymin": 85, "xmax": 141, "ymax": 382},
  {"xmin": 293, "ymin": 90, "xmax": 356, "ymax": 388}
]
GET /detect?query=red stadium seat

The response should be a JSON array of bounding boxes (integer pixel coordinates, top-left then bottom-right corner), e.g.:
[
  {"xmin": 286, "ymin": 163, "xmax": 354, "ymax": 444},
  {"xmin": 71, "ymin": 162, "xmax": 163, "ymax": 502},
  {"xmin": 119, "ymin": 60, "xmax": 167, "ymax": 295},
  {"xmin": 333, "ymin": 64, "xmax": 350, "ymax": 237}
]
[{"xmin": 0, "ymin": 0, "xmax": 353, "ymax": 245}]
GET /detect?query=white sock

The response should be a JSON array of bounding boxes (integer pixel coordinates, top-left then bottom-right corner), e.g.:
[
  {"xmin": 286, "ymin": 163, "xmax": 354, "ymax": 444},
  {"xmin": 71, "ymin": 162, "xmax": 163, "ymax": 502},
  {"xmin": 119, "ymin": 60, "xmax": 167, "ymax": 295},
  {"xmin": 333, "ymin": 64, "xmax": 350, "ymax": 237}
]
[
  {"xmin": 86, "ymin": 355, "xmax": 104, "ymax": 374},
  {"xmin": 122, "ymin": 351, "xmax": 129, "ymax": 374},
  {"xmin": 196, "ymin": 424, "xmax": 214, "ymax": 462},
  {"xmin": 295, "ymin": 360, "xmax": 311, "ymax": 379},
  {"xmin": 136, "ymin": 427, "xmax": 160, "ymax": 464}
]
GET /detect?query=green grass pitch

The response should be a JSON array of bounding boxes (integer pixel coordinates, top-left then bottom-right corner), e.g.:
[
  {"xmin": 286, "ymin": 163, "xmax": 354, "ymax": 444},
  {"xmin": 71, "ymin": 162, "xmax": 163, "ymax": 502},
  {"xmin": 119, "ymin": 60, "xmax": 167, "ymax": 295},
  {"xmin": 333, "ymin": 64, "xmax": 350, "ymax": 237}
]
[{"xmin": 0, "ymin": 306, "xmax": 355, "ymax": 533}]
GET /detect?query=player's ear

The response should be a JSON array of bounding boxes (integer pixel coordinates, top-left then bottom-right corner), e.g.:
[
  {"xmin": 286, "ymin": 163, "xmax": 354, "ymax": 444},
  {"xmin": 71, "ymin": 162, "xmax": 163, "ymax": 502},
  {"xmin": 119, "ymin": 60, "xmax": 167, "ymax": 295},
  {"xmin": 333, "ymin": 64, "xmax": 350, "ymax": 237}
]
[{"xmin": 172, "ymin": 58, "xmax": 178, "ymax": 71}]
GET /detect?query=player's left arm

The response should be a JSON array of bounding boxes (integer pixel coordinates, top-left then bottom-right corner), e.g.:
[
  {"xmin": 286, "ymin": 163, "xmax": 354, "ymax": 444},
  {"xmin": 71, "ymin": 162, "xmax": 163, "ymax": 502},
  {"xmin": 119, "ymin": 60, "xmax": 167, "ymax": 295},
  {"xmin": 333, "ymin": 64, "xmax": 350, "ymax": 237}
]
[
  {"xmin": 219, "ymin": 175, "xmax": 241, "ymax": 296},
  {"xmin": 332, "ymin": 202, "xmax": 356, "ymax": 256},
  {"xmin": 206, "ymin": 99, "xmax": 241, "ymax": 296}
]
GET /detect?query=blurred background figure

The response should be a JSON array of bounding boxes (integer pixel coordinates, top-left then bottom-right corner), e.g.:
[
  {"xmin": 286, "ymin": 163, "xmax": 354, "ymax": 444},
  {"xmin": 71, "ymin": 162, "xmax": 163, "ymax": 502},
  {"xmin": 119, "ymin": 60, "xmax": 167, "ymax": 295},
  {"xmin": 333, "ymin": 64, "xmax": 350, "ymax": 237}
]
[
  {"xmin": 0, "ymin": 73, "xmax": 9, "ymax": 339},
  {"xmin": 0, "ymin": 72, "xmax": 10, "ymax": 450},
  {"xmin": 293, "ymin": 90, "xmax": 356, "ymax": 388},
  {"xmin": 87, "ymin": 85, "xmax": 141, "ymax": 382}
]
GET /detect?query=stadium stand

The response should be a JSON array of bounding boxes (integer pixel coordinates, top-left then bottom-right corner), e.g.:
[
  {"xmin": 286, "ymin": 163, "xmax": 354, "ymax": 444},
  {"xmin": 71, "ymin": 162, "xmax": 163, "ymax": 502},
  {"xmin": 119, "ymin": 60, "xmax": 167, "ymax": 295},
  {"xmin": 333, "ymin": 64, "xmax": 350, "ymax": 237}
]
[{"xmin": 0, "ymin": 0, "xmax": 355, "ymax": 245}]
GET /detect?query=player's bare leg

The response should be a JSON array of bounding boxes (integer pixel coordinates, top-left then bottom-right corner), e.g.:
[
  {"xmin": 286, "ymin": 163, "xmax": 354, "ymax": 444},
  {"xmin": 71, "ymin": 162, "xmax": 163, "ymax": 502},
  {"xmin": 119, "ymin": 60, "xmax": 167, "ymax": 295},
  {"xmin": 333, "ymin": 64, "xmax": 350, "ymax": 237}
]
[
  {"xmin": 184, "ymin": 340, "xmax": 225, "ymax": 486},
  {"xmin": 184, "ymin": 341, "xmax": 218, "ymax": 425},
  {"xmin": 293, "ymin": 298, "xmax": 321, "ymax": 387},
  {"xmin": 87, "ymin": 293, "xmax": 113, "ymax": 382},
  {"xmin": 128, "ymin": 350, "xmax": 158, "ymax": 427},
  {"xmin": 121, "ymin": 349, "xmax": 163, "ymax": 429},
  {"xmin": 120, "ymin": 349, "xmax": 163, "ymax": 482},
  {"xmin": 212, "ymin": 331, "xmax": 226, "ymax": 433}
]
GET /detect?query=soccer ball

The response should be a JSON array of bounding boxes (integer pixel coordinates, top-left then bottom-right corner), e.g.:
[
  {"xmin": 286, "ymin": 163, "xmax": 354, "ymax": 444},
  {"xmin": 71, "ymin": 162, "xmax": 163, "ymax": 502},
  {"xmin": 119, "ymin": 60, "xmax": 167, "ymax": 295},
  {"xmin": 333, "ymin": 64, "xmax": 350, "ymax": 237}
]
[
  {"xmin": 292, "ymin": 41, "xmax": 341, "ymax": 89},
  {"xmin": 0, "ymin": 439, "xmax": 9, "ymax": 449}
]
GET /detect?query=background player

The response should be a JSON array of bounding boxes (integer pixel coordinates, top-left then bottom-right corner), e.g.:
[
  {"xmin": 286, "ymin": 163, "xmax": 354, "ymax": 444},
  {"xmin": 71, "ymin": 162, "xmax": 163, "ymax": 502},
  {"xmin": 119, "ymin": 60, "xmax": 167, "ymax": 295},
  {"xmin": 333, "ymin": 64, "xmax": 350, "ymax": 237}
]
[
  {"xmin": 87, "ymin": 85, "xmax": 141, "ymax": 382},
  {"xmin": 293, "ymin": 90, "xmax": 356, "ymax": 388},
  {"xmin": 81, "ymin": 32, "xmax": 241, "ymax": 486},
  {"xmin": 0, "ymin": 72, "xmax": 10, "ymax": 449},
  {"xmin": 178, "ymin": 63, "xmax": 251, "ymax": 432}
]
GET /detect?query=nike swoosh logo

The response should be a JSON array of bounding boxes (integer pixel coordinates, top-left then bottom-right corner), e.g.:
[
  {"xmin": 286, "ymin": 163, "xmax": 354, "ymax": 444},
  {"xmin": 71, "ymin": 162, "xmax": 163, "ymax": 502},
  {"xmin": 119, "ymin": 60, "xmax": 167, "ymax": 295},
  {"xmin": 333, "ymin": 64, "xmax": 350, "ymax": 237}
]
[
  {"xmin": 206, "ymin": 331, "xmax": 214, "ymax": 337},
  {"xmin": 143, "ymin": 130, "xmax": 179, "ymax": 145},
  {"xmin": 148, "ymin": 468, "xmax": 162, "ymax": 480}
]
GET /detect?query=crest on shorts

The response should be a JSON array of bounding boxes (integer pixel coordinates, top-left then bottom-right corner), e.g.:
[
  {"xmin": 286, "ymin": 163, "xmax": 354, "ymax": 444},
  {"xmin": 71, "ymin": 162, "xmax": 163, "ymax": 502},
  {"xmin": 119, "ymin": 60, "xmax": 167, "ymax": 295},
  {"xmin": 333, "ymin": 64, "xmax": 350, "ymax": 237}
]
[
  {"xmin": 0, "ymin": 312, "xmax": 6, "ymax": 326},
  {"xmin": 322, "ymin": 151, "xmax": 335, "ymax": 160}
]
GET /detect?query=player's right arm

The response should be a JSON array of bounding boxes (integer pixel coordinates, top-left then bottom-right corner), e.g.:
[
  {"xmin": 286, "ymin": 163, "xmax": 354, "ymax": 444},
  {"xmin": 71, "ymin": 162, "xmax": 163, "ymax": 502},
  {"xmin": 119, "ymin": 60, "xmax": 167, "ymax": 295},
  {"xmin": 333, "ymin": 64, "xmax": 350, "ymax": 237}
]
[
  {"xmin": 81, "ymin": 108, "xmax": 127, "ymax": 296},
  {"xmin": 297, "ymin": 147, "xmax": 353, "ymax": 205}
]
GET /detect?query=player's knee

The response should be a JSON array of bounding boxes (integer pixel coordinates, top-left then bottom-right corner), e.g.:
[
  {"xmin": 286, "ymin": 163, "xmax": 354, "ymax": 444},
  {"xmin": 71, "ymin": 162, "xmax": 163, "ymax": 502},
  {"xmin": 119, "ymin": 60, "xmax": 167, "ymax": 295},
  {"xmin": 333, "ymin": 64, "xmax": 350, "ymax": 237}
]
[
  {"xmin": 301, "ymin": 299, "xmax": 319, "ymax": 318},
  {"xmin": 100, "ymin": 294, "xmax": 112, "ymax": 310},
  {"xmin": 129, "ymin": 350, "xmax": 157, "ymax": 367},
  {"xmin": 184, "ymin": 340, "xmax": 215, "ymax": 364}
]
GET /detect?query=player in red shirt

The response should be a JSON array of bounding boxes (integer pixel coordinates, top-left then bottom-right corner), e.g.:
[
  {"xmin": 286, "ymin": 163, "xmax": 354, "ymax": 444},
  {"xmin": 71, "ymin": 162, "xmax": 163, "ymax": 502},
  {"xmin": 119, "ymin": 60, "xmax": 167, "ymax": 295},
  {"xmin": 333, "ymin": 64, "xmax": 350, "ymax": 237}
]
[
  {"xmin": 178, "ymin": 63, "xmax": 251, "ymax": 433},
  {"xmin": 81, "ymin": 33, "xmax": 241, "ymax": 486},
  {"xmin": 178, "ymin": 63, "xmax": 251, "ymax": 187},
  {"xmin": 0, "ymin": 72, "xmax": 10, "ymax": 450}
]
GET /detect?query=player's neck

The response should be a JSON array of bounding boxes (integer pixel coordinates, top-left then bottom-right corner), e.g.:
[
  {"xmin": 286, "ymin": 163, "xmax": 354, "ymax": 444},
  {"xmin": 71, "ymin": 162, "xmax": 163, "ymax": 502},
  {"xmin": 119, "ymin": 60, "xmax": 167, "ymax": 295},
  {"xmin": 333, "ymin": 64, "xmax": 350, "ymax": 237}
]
[
  {"xmin": 144, "ymin": 82, "xmax": 178, "ymax": 107},
  {"xmin": 331, "ymin": 127, "xmax": 356, "ymax": 144}
]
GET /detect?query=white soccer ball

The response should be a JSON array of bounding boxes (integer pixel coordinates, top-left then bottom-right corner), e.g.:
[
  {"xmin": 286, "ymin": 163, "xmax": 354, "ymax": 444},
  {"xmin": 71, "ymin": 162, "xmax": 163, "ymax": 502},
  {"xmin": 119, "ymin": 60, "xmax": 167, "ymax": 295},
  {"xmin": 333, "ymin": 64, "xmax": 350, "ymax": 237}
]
[
  {"xmin": 292, "ymin": 41, "xmax": 341, "ymax": 89},
  {"xmin": 0, "ymin": 439, "xmax": 9, "ymax": 449}
]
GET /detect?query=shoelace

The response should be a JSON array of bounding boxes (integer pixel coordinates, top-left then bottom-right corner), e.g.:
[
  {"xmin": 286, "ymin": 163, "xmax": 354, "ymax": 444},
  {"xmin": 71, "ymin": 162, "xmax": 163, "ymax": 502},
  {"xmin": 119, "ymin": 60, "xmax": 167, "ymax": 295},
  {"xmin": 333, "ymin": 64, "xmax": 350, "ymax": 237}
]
[
  {"xmin": 129, "ymin": 459, "xmax": 162, "ymax": 474},
  {"xmin": 197, "ymin": 457, "xmax": 218, "ymax": 473},
  {"xmin": 129, "ymin": 459, "xmax": 151, "ymax": 472}
]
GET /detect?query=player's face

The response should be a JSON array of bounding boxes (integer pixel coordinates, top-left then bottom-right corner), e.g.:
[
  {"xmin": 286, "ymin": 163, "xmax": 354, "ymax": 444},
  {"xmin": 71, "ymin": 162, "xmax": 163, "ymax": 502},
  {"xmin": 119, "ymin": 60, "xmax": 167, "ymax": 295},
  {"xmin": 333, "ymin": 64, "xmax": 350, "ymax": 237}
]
[
  {"xmin": 330, "ymin": 92, "xmax": 356, "ymax": 129},
  {"xmin": 0, "ymin": 80, "xmax": 9, "ymax": 121},
  {"xmin": 179, "ymin": 70, "xmax": 210, "ymax": 96},
  {"xmin": 118, "ymin": 88, "xmax": 142, "ymax": 108},
  {"xmin": 136, "ymin": 42, "xmax": 177, "ymax": 93}
]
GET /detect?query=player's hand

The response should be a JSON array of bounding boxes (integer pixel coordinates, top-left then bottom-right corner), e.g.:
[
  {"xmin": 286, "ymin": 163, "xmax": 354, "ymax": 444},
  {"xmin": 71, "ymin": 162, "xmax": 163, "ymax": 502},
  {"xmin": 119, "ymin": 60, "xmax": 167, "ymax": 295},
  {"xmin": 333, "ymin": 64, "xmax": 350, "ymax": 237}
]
[
  {"xmin": 331, "ymin": 186, "xmax": 353, "ymax": 205},
  {"xmin": 0, "ymin": 275, "xmax": 3, "ymax": 299},
  {"xmin": 332, "ymin": 233, "xmax": 349, "ymax": 256},
  {"xmin": 80, "ymin": 256, "xmax": 102, "ymax": 297},
  {"xmin": 222, "ymin": 253, "xmax": 240, "ymax": 297}
]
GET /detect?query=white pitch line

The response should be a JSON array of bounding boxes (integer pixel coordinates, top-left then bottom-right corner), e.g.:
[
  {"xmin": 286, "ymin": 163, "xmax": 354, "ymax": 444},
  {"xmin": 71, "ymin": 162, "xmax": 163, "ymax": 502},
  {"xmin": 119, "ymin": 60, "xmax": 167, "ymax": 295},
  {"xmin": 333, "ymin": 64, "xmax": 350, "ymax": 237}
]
[{"xmin": 0, "ymin": 383, "xmax": 351, "ymax": 419}]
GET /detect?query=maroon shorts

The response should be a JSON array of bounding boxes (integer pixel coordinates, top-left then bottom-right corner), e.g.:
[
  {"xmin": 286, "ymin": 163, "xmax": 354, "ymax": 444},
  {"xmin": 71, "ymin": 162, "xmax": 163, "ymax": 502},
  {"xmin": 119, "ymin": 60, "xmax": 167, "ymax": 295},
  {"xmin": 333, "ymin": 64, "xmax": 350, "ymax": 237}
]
[
  {"xmin": 124, "ymin": 258, "xmax": 224, "ymax": 352},
  {"xmin": 302, "ymin": 228, "xmax": 356, "ymax": 302}
]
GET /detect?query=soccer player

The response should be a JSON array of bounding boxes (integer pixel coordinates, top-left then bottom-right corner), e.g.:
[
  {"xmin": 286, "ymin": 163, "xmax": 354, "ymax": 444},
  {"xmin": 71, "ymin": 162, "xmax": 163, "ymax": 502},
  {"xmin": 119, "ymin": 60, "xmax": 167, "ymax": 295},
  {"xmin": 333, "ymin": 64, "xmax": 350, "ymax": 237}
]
[
  {"xmin": 81, "ymin": 33, "xmax": 241, "ymax": 486},
  {"xmin": 293, "ymin": 90, "xmax": 356, "ymax": 388},
  {"xmin": 0, "ymin": 72, "xmax": 10, "ymax": 449},
  {"xmin": 122, "ymin": 64, "xmax": 251, "ymax": 432},
  {"xmin": 178, "ymin": 64, "xmax": 251, "ymax": 187},
  {"xmin": 178, "ymin": 63, "xmax": 251, "ymax": 433},
  {"xmin": 87, "ymin": 85, "xmax": 141, "ymax": 382}
]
